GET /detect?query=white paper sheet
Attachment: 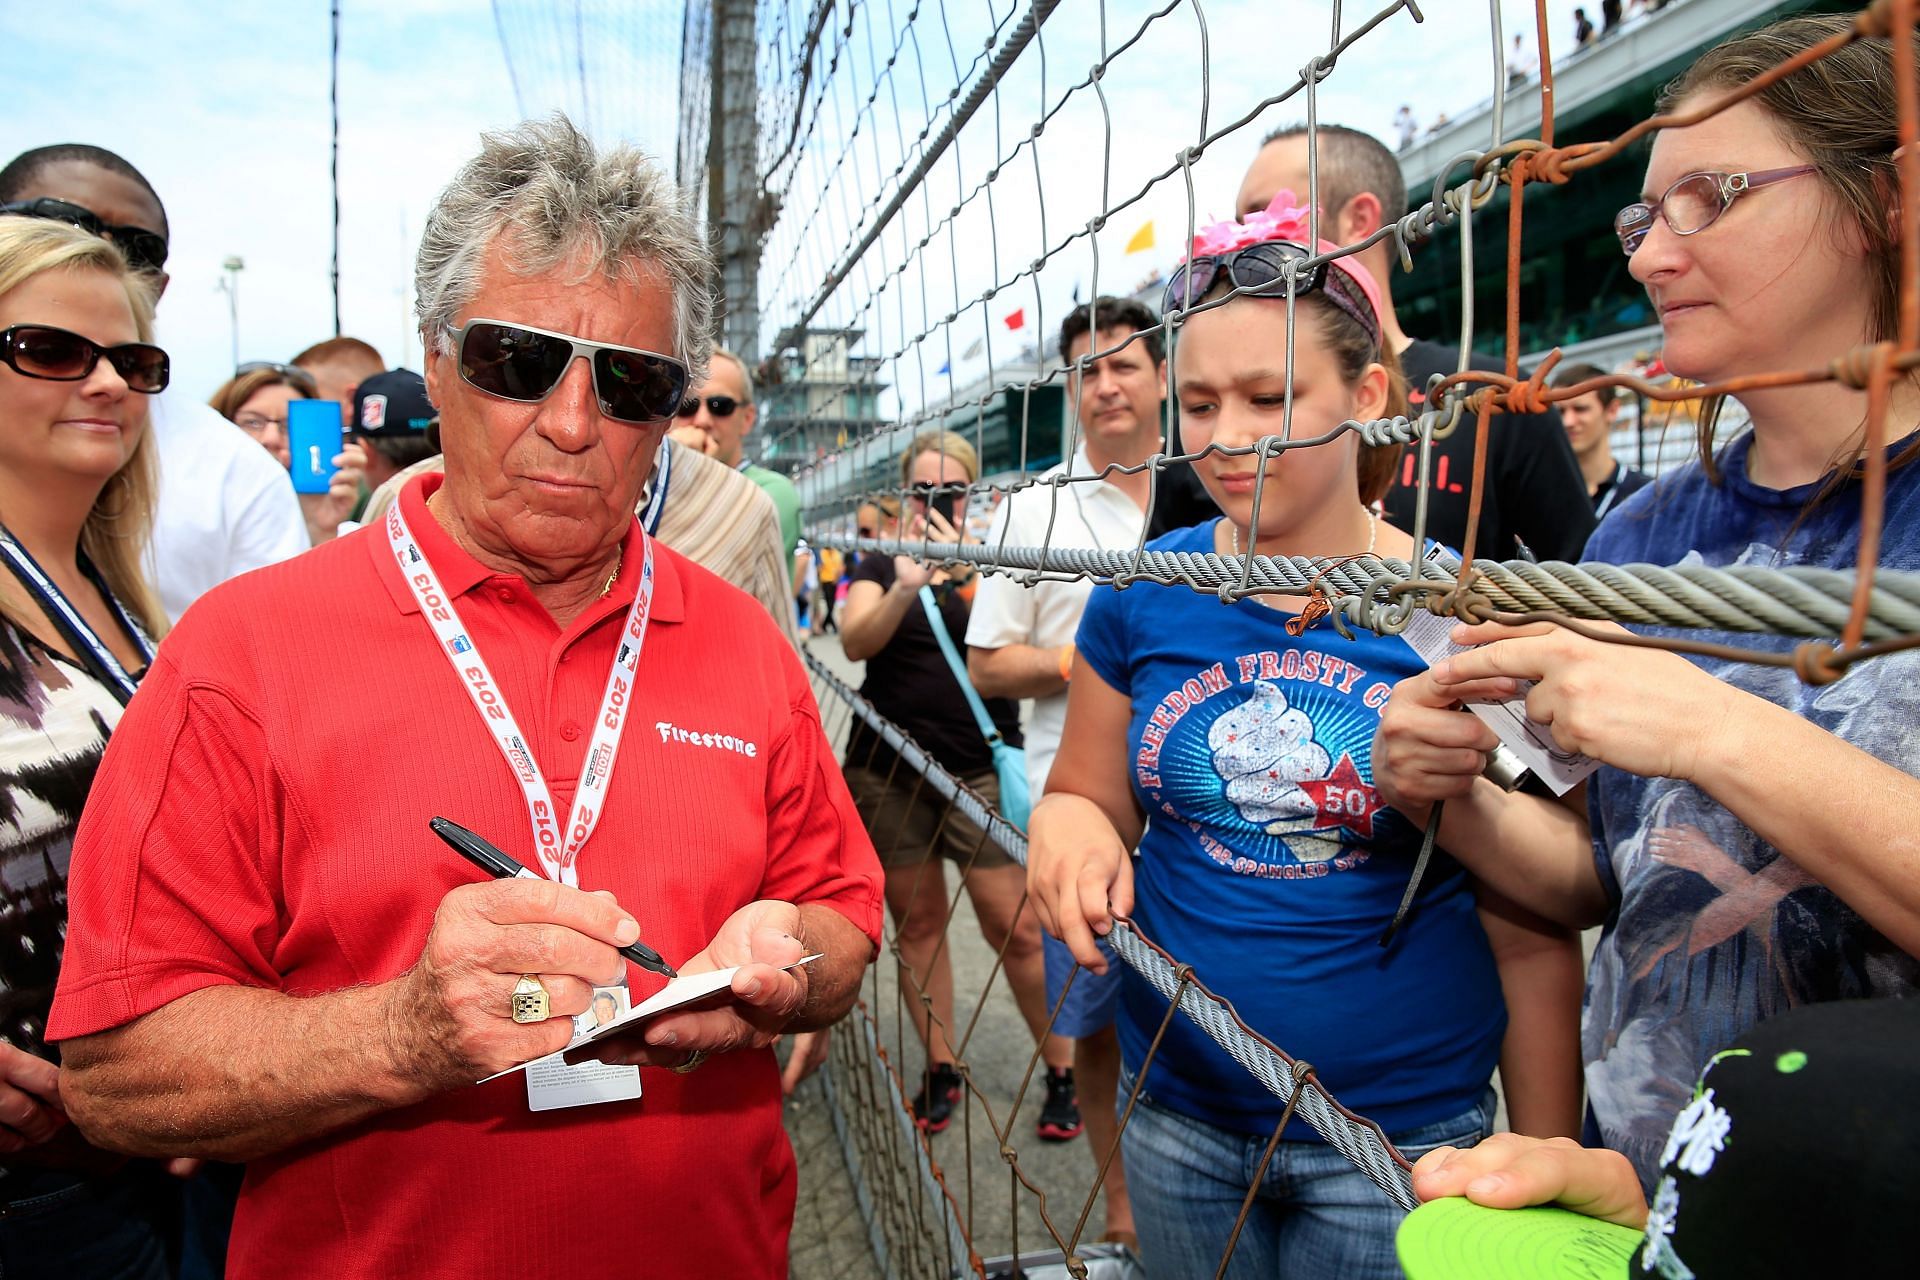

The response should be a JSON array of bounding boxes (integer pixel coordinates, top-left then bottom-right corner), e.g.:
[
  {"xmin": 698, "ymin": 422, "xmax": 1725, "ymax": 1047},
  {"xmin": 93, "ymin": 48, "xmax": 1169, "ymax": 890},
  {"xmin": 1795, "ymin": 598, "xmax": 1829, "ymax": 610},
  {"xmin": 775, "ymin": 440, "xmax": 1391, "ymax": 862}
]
[
  {"xmin": 481, "ymin": 954, "xmax": 824, "ymax": 1081},
  {"xmin": 1398, "ymin": 612, "xmax": 1601, "ymax": 796}
]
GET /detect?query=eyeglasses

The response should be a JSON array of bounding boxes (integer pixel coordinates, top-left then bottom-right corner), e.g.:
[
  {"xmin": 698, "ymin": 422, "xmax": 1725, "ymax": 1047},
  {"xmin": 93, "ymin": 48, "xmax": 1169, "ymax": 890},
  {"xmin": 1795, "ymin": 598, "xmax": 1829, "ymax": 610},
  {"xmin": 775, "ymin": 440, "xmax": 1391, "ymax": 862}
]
[
  {"xmin": 447, "ymin": 318, "xmax": 688, "ymax": 424},
  {"xmin": 0, "ymin": 197, "xmax": 170, "ymax": 274},
  {"xmin": 676, "ymin": 394, "xmax": 740, "ymax": 419},
  {"xmin": 236, "ymin": 360, "xmax": 317, "ymax": 391},
  {"xmin": 0, "ymin": 324, "xmax": 169, "ymax": 393},
  {"xmin": 1162, "ymin": 240, "xmax": 1380, "ymax": 344},
  {"xmin": 1612, "ymin": 165, "xmax": 1818, "ymax": 255},
  {"xmin": 234, "ymin": 413, "xmax": 289, "ymax": 435}
]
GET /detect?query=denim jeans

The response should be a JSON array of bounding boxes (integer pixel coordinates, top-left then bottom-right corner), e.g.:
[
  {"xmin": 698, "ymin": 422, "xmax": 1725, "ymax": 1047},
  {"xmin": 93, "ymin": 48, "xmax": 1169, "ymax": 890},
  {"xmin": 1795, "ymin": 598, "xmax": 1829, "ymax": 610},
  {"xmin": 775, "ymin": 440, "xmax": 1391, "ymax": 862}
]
[
  {"xmin": 0, "ymin": 1167, "xmax": 172, "ymax": 1280},
  {"xmin": 1119, "ymin": 1069, "xmax": 1495, "ymax": 1279}
]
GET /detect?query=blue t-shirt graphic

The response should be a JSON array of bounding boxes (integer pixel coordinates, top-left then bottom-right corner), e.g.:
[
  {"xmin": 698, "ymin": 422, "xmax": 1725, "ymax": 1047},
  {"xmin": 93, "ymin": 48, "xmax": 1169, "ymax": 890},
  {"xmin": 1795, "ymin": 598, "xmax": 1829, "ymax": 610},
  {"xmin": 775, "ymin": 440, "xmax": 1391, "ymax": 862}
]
[
  {"xmin": 1076, "ymin": 520, "xmax": 1505, "ymax": 1139},
  {"xmin": 1583, "ymin": 431, "xmax": 1920, "ymax": 1193}
]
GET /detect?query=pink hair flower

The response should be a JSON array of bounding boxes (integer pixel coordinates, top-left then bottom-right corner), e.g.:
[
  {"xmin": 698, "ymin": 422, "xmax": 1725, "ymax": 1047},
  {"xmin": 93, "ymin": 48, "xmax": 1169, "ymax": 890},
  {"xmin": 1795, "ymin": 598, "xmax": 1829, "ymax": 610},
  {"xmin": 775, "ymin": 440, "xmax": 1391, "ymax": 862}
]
[{"xmin": 1185, "ymin": 190, "xmax": 1320, "ymax": 259}]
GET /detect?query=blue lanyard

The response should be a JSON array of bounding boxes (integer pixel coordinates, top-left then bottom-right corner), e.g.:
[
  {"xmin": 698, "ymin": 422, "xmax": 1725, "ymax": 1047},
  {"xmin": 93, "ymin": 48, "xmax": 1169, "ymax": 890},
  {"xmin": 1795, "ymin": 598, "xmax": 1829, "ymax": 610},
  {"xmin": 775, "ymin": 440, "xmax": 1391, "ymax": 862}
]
[
  {"xmin": 0, "ymin": 522, "xmax": 151, "ymax": 704},
  {"xmin": 639, "ymin": 438, "xmax": 672, "ymax": 535}
]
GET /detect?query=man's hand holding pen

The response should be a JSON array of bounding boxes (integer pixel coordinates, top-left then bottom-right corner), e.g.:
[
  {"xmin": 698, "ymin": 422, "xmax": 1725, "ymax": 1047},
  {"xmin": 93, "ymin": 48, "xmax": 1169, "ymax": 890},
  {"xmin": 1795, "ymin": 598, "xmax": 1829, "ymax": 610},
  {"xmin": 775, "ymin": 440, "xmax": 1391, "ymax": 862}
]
[
  {"xmin": 389, "ymin": 877, "xmax": 641, "ymax": 1091},
  {"xmin": 421, "ymin": 817, "xmax": 812, "ymax": 1078}
]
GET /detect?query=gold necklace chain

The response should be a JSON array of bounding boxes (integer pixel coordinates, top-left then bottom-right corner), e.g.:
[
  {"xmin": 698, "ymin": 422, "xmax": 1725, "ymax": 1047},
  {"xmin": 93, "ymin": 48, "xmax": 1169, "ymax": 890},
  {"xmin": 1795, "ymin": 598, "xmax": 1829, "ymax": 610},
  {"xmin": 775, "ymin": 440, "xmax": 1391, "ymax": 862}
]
[{"xmin": 427, "ymin": 489, "xmax": 623, "ymax": 598}]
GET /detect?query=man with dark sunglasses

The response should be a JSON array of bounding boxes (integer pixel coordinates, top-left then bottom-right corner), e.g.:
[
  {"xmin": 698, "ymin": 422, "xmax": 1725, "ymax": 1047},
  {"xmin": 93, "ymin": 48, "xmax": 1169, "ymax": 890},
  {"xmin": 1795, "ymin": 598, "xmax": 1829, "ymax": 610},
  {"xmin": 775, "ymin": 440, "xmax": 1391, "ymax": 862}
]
[
  {"xmin": 674, "ymin": 349, "xmax": 803, "ymax": 562},
  {"xmin": 0, "ymin": 144, "xmax": 308, "ymax": 620},
  {"xmin": 1236, "ymin": 124, "xmax": 1595, "ymax": 567},
  {"xmin": 48, "ymin": 116, "xmax": 880, "ymax": 1280}
]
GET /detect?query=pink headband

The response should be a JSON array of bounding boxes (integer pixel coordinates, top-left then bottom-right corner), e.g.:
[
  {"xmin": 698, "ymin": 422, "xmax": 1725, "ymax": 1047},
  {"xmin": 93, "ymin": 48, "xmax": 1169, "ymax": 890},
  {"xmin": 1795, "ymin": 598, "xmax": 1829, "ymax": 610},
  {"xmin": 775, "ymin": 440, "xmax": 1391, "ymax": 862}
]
[{"xmin": 1185, "ymin": 189, "xmax": 1388, "ymax": 334}]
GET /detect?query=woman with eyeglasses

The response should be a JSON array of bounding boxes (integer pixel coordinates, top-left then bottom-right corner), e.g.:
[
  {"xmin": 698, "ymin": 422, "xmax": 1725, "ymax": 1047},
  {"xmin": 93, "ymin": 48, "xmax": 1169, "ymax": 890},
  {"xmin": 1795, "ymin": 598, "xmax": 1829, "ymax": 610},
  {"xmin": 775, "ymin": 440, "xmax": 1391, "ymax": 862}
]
[
  {"xmin": 208, "ymin": 365, "xmax": 367, "ymax": 546},
  {"xmin": 1375, "ymin": 13, "xmax": 1920, "ymax": 1196},
  {"xmin": 838, "ymin": 435, "xmax": 1072, "ymax": 1137},
  {"xmin": 0, "ymin": 217, "xmax": 174, "ymax": 1275},
  {"xmin": 1026, "ymin": 198, "xmax": 1544, "ymax": 1277}
]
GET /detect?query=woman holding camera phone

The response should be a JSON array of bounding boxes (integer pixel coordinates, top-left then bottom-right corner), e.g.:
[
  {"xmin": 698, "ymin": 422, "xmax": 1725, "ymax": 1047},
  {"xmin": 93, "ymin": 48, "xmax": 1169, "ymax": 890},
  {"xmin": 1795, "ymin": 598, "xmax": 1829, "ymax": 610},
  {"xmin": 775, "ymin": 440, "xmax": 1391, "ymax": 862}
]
[
  {"xmin": 0, "ymin": 217, "xmax": 174, "ymax": 1275},
  {"xmin": 839, "ymin": 430, "xmax": 1070, "ymax": 1135},
  {"xmin": 207, "ymin": 364, "xmax": 367, "ymax": 546}
]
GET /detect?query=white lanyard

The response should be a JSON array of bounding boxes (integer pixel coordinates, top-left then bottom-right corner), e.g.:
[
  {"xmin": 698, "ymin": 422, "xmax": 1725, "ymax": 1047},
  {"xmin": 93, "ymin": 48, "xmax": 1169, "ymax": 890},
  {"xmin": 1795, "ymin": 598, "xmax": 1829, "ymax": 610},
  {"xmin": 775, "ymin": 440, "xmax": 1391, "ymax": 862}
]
[{"xmin": 386, "ymin": 499, "xmax": 656, "ymax": 886}]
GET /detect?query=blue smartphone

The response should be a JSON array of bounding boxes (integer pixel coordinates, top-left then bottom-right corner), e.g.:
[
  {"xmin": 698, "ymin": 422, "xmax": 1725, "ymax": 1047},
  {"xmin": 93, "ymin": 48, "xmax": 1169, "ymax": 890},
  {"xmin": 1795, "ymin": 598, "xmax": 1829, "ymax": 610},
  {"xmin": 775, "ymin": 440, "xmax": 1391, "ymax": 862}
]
[{"xmin": 288, "ymin": 400, "xmax": 343, "ymax": 494}]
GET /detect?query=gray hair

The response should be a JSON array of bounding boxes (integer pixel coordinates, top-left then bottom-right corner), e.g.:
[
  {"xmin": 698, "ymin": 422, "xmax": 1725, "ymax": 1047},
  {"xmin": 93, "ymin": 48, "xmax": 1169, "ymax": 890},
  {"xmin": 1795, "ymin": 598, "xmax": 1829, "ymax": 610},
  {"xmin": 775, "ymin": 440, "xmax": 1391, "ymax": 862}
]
[
  {"xmin": 709, "ymin": 346, "xmax": 755, "ymax": 403},
  {"xmin": 415, "ymin": 114, "xmax": 713, "ymax": 385}
]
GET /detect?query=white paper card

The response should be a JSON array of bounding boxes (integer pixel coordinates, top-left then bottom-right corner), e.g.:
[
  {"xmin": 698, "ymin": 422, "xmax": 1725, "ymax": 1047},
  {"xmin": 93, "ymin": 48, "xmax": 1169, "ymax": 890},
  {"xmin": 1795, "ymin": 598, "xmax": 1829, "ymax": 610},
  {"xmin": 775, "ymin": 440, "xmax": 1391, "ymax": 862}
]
[
  {"xmin": 524, "ymin": 981, "xmax": 641, "ymax": 1111},
  {"xmin": 1398, "ymin": 612, "xmax": 1601, "ymax": 796},
  {"xmin": 485, "ymin": 954, "xmax": 824, "ymax": 1084}
]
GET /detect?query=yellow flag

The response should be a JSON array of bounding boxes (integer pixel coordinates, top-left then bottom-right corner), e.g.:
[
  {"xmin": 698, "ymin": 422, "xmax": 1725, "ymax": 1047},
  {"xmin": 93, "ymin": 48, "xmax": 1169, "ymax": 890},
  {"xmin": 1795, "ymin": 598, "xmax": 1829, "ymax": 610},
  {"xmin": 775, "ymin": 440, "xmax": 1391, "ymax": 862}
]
[{"xmin": 1124, "ymin": 220, "xmax": 1155, "ymax": 254}]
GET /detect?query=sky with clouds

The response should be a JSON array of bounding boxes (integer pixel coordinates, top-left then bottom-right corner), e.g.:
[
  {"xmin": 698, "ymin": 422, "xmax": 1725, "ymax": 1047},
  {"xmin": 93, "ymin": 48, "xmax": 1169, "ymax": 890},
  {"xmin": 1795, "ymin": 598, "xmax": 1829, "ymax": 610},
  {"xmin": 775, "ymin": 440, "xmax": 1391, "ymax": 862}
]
[{"xmin": 2, "ymin": 0, "xmax": 1566, "ymax": 407}]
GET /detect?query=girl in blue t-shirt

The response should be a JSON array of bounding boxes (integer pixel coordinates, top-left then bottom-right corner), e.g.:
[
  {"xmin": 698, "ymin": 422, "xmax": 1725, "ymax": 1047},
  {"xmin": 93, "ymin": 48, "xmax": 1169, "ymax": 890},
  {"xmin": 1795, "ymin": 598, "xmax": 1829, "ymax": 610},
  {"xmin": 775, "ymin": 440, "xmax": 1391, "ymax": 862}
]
[
  {"xmin": 1375, "ymin": 13, "xmax": 1920, "ymax": 1199},
  {"xmin": 1027, "ymin": 197, "xmax": 1566, "ymax": 1278}
]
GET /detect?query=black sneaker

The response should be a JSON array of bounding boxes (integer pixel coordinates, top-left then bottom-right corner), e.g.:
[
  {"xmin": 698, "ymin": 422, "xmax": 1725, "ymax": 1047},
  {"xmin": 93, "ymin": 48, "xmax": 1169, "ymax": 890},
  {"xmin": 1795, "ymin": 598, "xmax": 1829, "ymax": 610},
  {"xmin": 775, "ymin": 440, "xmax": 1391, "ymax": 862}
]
[
  {"xmin": 1036, "ymin": 1067, "xmax": 1083, "ymax": 1142},
  {"xmin": 912, "ymin": 1062, "xmax": 962, "ymax": 1133}
]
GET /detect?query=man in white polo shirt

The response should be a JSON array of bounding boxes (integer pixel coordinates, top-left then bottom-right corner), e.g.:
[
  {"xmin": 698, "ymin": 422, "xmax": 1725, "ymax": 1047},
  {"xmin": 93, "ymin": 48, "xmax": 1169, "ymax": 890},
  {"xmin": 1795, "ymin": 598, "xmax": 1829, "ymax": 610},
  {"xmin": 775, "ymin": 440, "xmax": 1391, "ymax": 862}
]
[{"xmin": 965, "ymin": 295, "xmax": 1169, "ymax": 1250}]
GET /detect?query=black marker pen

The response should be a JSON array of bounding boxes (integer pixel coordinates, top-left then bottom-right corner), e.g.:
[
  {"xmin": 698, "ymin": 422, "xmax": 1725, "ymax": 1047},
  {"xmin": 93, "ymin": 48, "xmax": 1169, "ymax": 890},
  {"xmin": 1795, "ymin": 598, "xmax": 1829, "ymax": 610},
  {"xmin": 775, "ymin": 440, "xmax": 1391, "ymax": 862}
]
[{"xmin": 430, "ymin": 815, "xmax": 678, "ymax": 979}]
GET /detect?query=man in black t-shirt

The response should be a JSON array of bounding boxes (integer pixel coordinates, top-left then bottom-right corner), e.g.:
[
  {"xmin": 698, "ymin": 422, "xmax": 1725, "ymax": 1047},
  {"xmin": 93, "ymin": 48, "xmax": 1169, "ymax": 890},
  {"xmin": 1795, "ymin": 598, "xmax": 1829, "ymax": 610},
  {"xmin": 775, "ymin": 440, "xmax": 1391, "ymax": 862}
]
[
  {"xmin": 1237, "ymin": 125, "xmax": 1595, "ymax": 563},
  {"xmin": 1554, "ymin": 362, "xmax": 1652, "ymax": 521}
]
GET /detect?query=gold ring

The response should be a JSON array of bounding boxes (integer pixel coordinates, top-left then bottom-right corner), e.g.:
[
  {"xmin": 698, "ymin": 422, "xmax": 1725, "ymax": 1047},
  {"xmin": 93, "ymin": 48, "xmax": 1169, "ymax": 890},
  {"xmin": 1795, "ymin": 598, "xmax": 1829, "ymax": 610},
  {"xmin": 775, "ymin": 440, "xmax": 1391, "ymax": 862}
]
[
  {"xmin": 671, "ymin": 1049, "xmax": 710, "ymax": 1074},
  {"xmin": 510, "ymin": 974, "xmax": 550, "ymax": 1024}
]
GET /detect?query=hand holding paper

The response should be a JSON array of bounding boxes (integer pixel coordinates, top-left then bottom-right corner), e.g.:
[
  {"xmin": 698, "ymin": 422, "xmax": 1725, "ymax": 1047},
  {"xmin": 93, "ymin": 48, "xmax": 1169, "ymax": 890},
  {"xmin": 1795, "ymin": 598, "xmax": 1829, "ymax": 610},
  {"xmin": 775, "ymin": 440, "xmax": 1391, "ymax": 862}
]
[
  {"xmin": 573, "ymin": 898, "xmax": 815, "ymax": 1070},
  {"xmin": 1424, "ymin": 617, "xmax": 1735, "ymax": 786}
]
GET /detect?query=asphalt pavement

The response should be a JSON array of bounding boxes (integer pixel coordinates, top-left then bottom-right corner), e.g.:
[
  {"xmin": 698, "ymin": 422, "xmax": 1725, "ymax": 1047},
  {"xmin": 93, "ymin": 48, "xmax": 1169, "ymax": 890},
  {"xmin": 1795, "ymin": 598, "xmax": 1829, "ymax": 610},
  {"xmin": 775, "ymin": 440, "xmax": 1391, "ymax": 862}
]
[{"xmin": 785, "ymin": 633, "xmax": 1121, "ymax": 1279}]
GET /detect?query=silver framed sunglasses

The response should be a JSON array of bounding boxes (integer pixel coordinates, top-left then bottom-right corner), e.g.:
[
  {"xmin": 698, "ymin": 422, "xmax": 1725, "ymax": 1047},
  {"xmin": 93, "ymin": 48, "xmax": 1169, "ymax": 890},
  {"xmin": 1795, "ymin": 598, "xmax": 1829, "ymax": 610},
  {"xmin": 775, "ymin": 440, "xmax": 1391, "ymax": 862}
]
[{"xmin": 446, "ymin": 318, "xmax": 690, "ymax": 424}]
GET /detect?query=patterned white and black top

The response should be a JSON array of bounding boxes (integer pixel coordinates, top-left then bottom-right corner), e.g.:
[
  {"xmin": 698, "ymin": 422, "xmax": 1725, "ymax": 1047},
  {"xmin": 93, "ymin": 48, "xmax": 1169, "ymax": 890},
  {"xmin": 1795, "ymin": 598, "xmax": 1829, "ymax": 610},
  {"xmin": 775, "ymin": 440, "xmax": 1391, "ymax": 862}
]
[{"xmin": 0, "ymin": 614, "xmax": 131, "ymax": 1060}]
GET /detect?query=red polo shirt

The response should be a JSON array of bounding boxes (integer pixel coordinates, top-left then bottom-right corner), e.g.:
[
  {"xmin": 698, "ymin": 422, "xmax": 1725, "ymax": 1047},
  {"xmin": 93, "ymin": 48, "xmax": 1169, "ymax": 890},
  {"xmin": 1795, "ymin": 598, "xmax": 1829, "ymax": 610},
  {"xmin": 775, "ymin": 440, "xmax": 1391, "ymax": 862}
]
[{"xmin": 49, "ymin": 474, "xmax": 883, "ymax": 1280}]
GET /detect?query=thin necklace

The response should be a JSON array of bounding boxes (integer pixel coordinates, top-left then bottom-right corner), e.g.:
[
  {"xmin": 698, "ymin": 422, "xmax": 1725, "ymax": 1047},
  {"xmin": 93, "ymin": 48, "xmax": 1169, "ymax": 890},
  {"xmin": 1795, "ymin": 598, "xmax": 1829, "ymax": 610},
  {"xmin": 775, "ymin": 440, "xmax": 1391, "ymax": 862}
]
[
  {"xmin": 1232, "ymin": 510, "xmax": 1378, "ymax": 626},
  {"xmin": 1230, "ymin": 508, "xmax": 1378, "ymax": 559},
  {"xmin": 427, "ymin": 490, "xmax": 623, "ymax": 597}
]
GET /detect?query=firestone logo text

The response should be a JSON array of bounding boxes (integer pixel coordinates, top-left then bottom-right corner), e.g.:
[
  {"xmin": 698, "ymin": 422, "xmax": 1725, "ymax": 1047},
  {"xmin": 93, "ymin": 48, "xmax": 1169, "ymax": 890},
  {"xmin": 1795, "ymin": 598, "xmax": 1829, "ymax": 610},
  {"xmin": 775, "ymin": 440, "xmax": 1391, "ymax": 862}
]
[{"xmin": 655, "ymin": 721, "xmax": 758, "ymax": 759}]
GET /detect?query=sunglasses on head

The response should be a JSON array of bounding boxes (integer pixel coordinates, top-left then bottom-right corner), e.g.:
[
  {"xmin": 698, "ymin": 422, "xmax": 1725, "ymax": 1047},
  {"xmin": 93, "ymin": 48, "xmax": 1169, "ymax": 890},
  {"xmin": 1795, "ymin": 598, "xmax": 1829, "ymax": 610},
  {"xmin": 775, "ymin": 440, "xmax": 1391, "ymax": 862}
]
[
  {"xmin": 0, "ymin": 197, "xmax": 170, "ymax": 274},
  {"xmin": 676, "ymin": 394, "xmax": 739, "ymax": 419},
  {"xmin": 236, "ymin": 360, "xmax": 317, "ymax": 391},
  {"xmin": 1162, "ymin": 240, "xmax": 1381, "ymax": 346},
  {"xmin": 447, "ymin": 319, "xmax": 689, "ymax": 424},
  {"xmin": 0, "ymin": 324, "xmax": 169, "ymax": 393}
]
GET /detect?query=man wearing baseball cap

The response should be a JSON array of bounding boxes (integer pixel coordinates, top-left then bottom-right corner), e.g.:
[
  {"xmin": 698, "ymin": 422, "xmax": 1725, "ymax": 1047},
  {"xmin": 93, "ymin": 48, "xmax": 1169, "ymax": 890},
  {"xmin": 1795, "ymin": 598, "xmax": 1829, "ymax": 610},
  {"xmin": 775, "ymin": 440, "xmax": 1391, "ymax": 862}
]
[{"xmin": 351, "ymin": 368, "xmax": 439, "ymax": 494}]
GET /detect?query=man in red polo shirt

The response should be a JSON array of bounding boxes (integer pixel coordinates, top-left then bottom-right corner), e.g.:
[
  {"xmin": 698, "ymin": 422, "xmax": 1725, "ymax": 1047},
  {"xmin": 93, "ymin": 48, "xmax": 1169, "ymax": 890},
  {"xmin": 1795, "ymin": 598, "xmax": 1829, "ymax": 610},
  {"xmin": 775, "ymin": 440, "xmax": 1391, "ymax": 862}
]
[{"xmin": 46, "ymin": 116, "xmax": 882, "ymax": 1280}]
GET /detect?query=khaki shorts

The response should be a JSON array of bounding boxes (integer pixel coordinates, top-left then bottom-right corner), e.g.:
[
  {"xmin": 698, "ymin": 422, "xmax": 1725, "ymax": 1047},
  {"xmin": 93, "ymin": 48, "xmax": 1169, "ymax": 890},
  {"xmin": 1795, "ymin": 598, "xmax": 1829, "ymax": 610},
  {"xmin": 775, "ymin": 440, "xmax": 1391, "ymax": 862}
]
[{"xmin": 842, "ymin": 760, "xmax": 1018, "ymax": 871}]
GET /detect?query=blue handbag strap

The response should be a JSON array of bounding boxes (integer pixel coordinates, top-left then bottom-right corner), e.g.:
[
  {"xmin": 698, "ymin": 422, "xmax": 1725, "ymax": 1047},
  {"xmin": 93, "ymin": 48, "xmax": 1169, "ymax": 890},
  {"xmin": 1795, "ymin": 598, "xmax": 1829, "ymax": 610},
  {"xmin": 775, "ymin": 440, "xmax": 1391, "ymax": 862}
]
[{"xmin": 918, "ymin": 586, "xmax": 1003, "ymax": 746}]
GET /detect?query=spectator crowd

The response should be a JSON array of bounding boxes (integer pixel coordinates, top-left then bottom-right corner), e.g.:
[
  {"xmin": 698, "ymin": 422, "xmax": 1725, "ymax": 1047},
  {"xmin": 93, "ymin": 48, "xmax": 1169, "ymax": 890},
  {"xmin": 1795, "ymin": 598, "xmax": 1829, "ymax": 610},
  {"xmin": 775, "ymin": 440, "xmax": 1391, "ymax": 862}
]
[{"xmin": 0, "ymin": 11, "xmax": 1914, "ymax": 1280}]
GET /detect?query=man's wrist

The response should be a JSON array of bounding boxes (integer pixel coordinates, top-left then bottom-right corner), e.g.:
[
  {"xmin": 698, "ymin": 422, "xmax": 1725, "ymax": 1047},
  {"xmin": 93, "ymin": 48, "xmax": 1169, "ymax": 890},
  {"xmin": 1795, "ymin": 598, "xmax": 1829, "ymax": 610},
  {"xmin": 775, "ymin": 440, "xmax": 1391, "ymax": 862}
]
[
  {"xmin": 1057, "ymin": 642, "xmax": 1075, "ymax": 683},
  {"xmin": 373, "ymin": 972, "xmax": 446, "ymax": 1107}
]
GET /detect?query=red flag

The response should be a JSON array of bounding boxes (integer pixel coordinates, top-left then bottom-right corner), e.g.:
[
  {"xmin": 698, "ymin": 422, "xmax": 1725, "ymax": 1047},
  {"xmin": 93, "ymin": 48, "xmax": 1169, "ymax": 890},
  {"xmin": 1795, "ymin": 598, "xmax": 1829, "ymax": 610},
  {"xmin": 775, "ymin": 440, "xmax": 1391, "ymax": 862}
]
[{"xmin": 1002, "ymin": 307, "xmax": 1026, "ymax": 330}]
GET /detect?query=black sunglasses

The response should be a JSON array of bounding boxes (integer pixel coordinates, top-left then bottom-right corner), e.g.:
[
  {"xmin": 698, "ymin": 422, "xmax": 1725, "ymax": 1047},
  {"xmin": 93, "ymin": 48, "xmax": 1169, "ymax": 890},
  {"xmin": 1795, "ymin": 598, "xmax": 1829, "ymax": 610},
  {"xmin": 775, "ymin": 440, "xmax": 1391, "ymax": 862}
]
[
  {"xmin": 448, "ymin": 318, "xmax": 688, "ymax": 424},
  {"xmin": 236, "ymin": 360, "xmax": 317, "ymax": 390},
  {"xmin": 1162, "ymin": 240, "xmax": 1380, "ymax": 345},
  {"xmin": 0, "ymin": 198, "xmax": 170, "ymax": 274},
  {"xmin": 676, "ymin": 394, "xmax": 740, "ymax": 419},
  {"xmin": 0, "ymin": 324, "xmax": 169, "ymax": 393}
]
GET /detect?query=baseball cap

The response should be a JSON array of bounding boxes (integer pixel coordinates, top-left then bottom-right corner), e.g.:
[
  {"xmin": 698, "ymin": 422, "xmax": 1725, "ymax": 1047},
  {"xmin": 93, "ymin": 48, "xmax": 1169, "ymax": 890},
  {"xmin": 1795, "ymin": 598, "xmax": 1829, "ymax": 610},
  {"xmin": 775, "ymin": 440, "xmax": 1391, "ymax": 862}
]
[
  {"xmin": 1397, "ymin": 997, "xmax": 1920, "ymax": 1280},
  {"xmin": 352, "ymin": 369, "xmax": 434, "ymax": 437}
]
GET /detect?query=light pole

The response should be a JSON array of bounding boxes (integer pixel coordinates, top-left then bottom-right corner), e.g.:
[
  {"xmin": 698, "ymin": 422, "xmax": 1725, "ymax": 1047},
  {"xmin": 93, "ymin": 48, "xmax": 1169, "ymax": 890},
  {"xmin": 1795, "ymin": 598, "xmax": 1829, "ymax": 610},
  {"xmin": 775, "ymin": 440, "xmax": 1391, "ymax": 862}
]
[{"xmin": 219, "ymin": 256, "xmax": 245, "ymax": 370}]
